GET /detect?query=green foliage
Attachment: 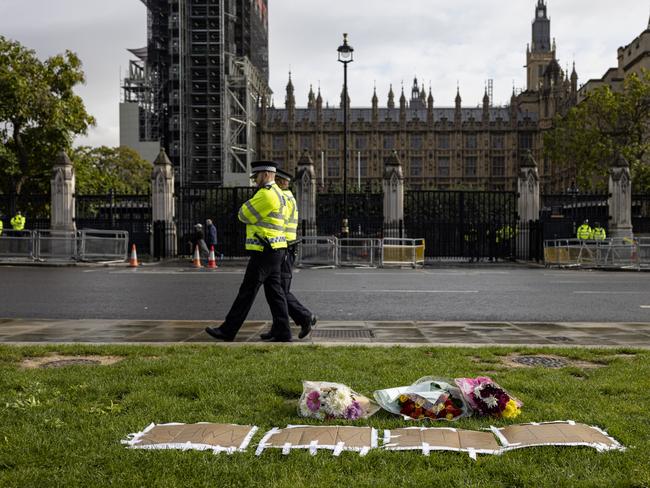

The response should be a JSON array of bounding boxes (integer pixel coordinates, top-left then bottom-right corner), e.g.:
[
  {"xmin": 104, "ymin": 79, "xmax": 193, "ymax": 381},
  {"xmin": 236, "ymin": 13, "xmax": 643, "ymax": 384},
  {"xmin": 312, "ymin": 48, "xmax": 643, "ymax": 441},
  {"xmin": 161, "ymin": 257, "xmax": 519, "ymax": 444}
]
[
  {"xmin": 0, "ymin": 36, "xmax": 95, "ymax": 194},
  {"xmin": 71, "ymin": 146, "xmax": 151, "ymax": 194},
  {"xmin": 544, "ymin": 70, "xmax": 650, "ymax": 192},
  {"xmin": 0, "ymin": 344, "xmax": 649, "ymax": 487}
]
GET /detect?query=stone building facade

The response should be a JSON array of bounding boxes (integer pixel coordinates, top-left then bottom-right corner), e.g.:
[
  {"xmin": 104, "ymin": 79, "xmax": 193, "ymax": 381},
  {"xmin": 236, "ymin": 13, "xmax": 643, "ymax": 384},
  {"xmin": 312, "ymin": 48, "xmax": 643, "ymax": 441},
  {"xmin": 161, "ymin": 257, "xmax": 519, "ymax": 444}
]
[{"xmin": 259, "ymin": 0, "xmax": 577, "ymax": 194}]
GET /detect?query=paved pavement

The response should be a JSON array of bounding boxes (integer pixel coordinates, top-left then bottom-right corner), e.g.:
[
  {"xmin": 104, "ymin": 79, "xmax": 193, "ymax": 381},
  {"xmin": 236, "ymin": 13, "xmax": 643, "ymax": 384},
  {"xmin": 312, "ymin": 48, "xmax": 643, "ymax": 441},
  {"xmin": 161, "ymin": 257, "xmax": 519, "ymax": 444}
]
[{"xmin": 2, "ymin": 318, "xmax": 650, "ymax": 347}]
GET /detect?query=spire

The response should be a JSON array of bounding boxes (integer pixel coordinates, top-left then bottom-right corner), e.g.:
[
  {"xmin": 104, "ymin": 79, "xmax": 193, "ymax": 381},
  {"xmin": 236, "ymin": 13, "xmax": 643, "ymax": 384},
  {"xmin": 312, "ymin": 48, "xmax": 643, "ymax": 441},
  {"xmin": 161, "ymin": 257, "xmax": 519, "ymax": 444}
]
[
  {"xmin": 532, "ymin": 0, "xmax": 551, "ymax": 52},
  {"xmin": 455, "ymin": 84, "xmax": 461, "ymax": 106},
  {"xmin": 316, "ymin": 86, "xmax": 322, "ymax": 108},
  {"xmin": 307, "ymin": 84, "xmax": 315, "ymax": 109},
  {"xmin": 372, "ymin": 85, "xmax": 378, "ymax": 106},
  {"xmin": 570, "ymin": 61, "xmax": 578, "ymax": 94},
  {"xmin": 339, "ymin": 84, "xmax": 349, "ymax": 108},
  {"xmin": 420, "ymin": 84, "xmax": 426, "ymax": 101},
  {"xmin": 285, "ymin": 72, "xmax": 295, "ymax": 110},
  {"xmin": 427, "ymin": 86, "xmax": 433, "ymax": 107},
  {"xmin": 411, "ymin": 76, "xmax": 419, "ymax": 101},
  {"xmin": 483, "ymin": 86, "xmax": 490, "ymax": 106},
  {"xmin": 399, "ymin": 85, "xmax": 406, "ymax": 108},
  {"xmin": 387, "ymin": 84, "xmax": 395, "ymax": 109}
]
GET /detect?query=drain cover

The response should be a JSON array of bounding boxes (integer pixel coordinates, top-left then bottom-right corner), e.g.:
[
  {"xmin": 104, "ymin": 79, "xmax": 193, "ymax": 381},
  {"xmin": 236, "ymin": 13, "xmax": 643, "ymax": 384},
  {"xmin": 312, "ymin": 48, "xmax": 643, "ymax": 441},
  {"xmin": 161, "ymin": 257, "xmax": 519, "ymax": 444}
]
[
  {"xmin": 41, "ymin": 359, "xmax": 101, "ymax": 368},
  {"xmin": 311, "ymin": 329, "xmax": 373, "ymax": 339},
  {"xmin": 512, "ymin": 356, "xmax": 568, "ymax": 368}
]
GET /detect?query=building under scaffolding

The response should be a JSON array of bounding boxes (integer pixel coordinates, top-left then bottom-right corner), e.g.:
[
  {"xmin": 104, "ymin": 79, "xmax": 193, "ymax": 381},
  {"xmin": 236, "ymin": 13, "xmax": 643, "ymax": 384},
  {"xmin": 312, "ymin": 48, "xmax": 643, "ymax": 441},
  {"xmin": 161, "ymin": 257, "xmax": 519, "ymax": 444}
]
[{"xmin": 121, "ymin": 0, "xmax": 271, "ymax": 187}]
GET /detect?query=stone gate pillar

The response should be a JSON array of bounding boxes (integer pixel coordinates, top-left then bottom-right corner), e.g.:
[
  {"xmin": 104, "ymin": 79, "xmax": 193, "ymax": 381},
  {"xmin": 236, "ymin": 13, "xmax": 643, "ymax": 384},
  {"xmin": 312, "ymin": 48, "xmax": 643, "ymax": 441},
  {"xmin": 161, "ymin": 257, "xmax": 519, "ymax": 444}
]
[
  {"xmin": 383, "ymin": 150, "xmax": 404, "ymax": 237},
  {"xmin": 517, "ymin": 150, "xmax": 540, "ymax": 222},
  {"xmin": 294, "ymin": 150, "xmax": 316, "ymax": 235},
  {"xmin": 50, "ymin": 151, "xmax": 76, "ymax": 232},
  {"xmin": 608, "ymin": 153, "xmax": 633, "ymax": 240},
  {"xmin": 151, "ymin": 149, "xmax": 177, "ymax": 256}
]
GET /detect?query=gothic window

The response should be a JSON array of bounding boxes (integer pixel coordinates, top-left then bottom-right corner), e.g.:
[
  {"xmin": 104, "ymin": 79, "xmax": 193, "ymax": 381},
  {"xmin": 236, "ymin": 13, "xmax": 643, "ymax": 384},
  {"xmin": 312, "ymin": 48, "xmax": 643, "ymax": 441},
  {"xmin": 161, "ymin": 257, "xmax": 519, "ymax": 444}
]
[
  {"xmin": 410, "ymin": 157, "xmax": 423, "ymax": 177},
  {"xmin": 492, "ymin": 156, "xmax": 505, "ymax": 177},
  {"xmin": 273, "ymin": 135, "xmax": 286, "ymax": 150},
  {"xmin": 301, "ymin": 135, "xmax": 312, "ymax": 150},
  {"xmin": 355, "ymin": 135, "xmax": 367, "ymax": 150},
  {"xmin": 491, "ymin": 134, "xmax": 504, "ymax": 149},
  {"xmin": 327, "ymin": 157, "xmax": 340, "ymax": 177},
  {"xmin": 465, "ymin": 157, "xmax": 477, "ymax": 177},
  {"xmin": 328, "ymin": 135, "xmax": 339, "ymax": 150},
  {"xmin": 518, "ymin": 132, "xmax": 533, "ymax": 150},
  {"xmin": 358, "ymin": 157, "xmax": 368, "ymax": 177},
  {"xmin": 438, "ymin": 156, "xmax": 450, "ymax": 177},
  {"xmin": 383, "ymin": 134, "xmax": 395, "ymax": 149},
  {"xmin": 465, "ymin": 133, "xmax": 477, "ymax": 149},
  {"xmin": 438, "ymin": 133, "xmax": 450, "ymax": 149},
  {"xmin": 411, "ymin": 134, "xmax": 423, "ymax": 150}
]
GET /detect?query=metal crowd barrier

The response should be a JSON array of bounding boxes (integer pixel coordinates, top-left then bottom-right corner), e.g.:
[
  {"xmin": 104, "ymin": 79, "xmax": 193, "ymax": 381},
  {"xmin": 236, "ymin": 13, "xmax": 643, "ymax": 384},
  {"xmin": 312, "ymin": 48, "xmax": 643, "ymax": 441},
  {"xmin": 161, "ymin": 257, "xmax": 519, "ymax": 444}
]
[
  {"xmin": 297, "ymin": 236, "xmax": 338, "ymax": 267},
  {"xmin": 382, "ymin": 238, "xmax": 425, "ymax": 268},
  {"xmin": 637, "ymin": 237, "xmax": 650, "ymax": 269},
  {"xmin": 0, "ymin": 229, "xmax": 129, "ymax": 263},
  {"xmin": 544, "ymin": 238, "xmax": 641, "ymax": 269},
  {"xmin": 337, "ymin": 238, "xmax": 383, "ymax": 267},
  {"xmin": 78, "ymin": 229, "xmax": 129, "ymax": 262}
]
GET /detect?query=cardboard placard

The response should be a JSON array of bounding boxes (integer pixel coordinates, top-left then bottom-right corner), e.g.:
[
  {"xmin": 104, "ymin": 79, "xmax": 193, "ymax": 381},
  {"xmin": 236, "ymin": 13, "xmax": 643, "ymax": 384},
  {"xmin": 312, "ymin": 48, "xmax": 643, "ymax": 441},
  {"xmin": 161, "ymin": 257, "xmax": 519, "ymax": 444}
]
[
  {"xmin": 492, "ymin": 421, "xmax": 625, "ymax": 453},
  {"xmin": 383, "ymin": 427, "xmax": 501, "ymax": 459},
  {"xmin": 256, "ymin": 425, "xmax": 378, "ymax": 456},
  {"xmin": 122, "ymin": 423, "xmax": 258, "ymax": 454}
]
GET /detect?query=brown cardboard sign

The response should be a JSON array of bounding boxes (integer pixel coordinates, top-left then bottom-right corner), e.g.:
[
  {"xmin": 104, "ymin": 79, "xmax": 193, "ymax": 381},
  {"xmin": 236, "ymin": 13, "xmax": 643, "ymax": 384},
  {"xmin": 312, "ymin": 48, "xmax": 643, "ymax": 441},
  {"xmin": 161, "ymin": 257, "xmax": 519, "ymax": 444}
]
[
  {"xmin": 122, "ymin": 423, "xmax": 258, "ymax": 454},
  {"xmin": 255, "ymin": 425, "xmax": 378, "ymax": 456},
  {"xmin": 492, "ymin": 421, "xmax": 625, "ymax": 453},
  {"xmin": 383, "ymin": 427, "xmax": 501, "ymax": 459}
]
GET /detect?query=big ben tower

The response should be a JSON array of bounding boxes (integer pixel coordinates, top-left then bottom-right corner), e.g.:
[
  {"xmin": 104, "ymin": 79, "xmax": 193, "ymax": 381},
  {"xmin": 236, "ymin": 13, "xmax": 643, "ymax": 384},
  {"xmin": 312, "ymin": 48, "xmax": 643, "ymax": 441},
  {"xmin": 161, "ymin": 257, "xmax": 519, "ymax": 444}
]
[{"xmin": 526, "ymin": 0, "xmax": 556, "ymax": 91}]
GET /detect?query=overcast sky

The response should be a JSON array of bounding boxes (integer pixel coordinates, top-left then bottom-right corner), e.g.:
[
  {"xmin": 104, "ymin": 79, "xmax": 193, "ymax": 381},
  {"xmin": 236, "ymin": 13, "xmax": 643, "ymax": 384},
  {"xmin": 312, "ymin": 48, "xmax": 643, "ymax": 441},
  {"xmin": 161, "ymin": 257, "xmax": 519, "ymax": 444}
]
[{"xmin": 1, "ymin": 0, "xmax": 648, "ymax": 148}]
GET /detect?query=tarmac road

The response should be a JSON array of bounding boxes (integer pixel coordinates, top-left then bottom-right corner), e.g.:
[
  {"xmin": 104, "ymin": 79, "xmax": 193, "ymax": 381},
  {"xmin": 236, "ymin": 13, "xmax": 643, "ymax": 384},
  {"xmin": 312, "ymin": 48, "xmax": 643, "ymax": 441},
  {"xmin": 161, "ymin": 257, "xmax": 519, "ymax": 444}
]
[{"xmin": 1, "ymin": 265, "xmax": 649, "ymax": 322}]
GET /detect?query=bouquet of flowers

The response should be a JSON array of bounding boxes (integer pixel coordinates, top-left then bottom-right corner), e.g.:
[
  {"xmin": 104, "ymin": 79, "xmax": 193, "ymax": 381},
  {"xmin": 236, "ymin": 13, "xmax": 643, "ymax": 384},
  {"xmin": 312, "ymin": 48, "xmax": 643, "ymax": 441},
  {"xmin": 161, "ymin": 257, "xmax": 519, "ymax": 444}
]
[
  {"xmin": 298, "ymin": 381, "xmax": 379, "ymax": 420},
  {"xmin": 454, "ymin": 376, "xmax": 522, "ymax": 419},
  {"xmin": 374, "ymin": 377, "xmax": 470, "ymax": 421}
]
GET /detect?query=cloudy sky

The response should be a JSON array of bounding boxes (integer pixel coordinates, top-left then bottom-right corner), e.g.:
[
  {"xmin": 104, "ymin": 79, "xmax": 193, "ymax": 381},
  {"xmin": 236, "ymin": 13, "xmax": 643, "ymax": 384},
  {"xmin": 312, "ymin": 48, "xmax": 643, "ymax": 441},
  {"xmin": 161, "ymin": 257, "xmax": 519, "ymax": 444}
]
[{"xmin": 1, "ymin": 0, "xmax": 647, "ymax": 148}]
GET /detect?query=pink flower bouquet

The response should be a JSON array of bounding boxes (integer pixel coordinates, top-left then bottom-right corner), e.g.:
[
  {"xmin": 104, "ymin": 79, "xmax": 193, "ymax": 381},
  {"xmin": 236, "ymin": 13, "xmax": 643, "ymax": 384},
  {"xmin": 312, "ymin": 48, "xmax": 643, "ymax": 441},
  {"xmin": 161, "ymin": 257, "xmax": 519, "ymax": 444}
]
[
  {"xmin": 298, "ymin": 381, "xmax": 379, "ymax": 420},
  {"xmin": 454, "ymin": 376, "xmax": 522, "ymax": 419}
]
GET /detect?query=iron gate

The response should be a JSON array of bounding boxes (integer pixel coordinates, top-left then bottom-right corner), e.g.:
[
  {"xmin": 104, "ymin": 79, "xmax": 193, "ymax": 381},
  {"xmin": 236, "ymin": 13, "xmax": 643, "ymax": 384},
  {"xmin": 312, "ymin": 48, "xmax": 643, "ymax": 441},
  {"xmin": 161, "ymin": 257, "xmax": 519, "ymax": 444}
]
[
  {"xmin": 405, "ymin": 190, "xmax": 518, "ymax": 259},
  {"xmin": 316, "ymin": 192, "xmax": 384, "ymax": 237}
]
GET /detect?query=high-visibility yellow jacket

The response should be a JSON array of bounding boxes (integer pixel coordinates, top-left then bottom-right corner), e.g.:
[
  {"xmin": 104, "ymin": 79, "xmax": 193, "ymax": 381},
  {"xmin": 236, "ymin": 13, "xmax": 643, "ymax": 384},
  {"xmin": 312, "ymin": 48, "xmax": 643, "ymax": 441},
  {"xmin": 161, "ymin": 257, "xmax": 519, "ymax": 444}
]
[
  {"xmin": 238, "ymin": 182, "xmax": 287, "ymax": 251},
  {"xmin": 283, "ymin": 189, "xmax": 299, "ymax": 244},
  {"xmin": 10, "ymin": 214, "xmax": 25, "ymax": 231},
  {"xmin": 591, "ymin": 227, "xmax": 606, "ymax": 240},
  {"xmin": 576, "ymin": 224, "xmax": 592, "ymax": 240},
  {"xmin": 0, "ymin": 219, "xmax": 3, "ymax": 235}
]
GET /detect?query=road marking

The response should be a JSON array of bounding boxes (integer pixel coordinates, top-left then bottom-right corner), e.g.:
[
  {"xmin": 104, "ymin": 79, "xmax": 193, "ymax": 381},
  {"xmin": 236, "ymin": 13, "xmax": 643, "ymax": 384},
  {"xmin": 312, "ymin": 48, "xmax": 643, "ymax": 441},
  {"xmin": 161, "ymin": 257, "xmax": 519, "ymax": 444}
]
[
  {"xmin": 574, "ymin": 291, "xmax": 648, "ymax": 295},
  {"xmin": 641, "ymin": 305, "xmax": 650, "ymax": 309},
  {"xmin": 109, "ymin": 270, "xmax": 244, "ymax": 275},
  {"xmin": 294, "ymin": 289, "xmax": 479, "ymax": 294}
]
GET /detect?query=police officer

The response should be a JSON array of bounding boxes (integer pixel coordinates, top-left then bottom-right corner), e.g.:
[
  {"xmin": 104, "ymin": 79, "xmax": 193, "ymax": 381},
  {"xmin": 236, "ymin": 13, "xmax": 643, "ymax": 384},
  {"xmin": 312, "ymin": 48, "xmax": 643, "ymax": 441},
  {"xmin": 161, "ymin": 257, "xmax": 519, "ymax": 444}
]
[
  {"xmin": 0, "ymin": 213, "xmax": 3, "ymax": 236},
  {"xmin": 205, "ymin": 161, "xmax": 291, "ymax": 342},
  {"xmin": 591, "ymin": 222, "xmax": 606, "ymax": 240},
  {"xmin": 576, "ymin": 219, "xmax": 592, "ymax": 240},
  {"xmin": 260, "ymin": 168, "xmax": 317, "ymax": 341},
  {"xmin": 11, "ymin": 211, "xmax": 25, "ymax": 231}
]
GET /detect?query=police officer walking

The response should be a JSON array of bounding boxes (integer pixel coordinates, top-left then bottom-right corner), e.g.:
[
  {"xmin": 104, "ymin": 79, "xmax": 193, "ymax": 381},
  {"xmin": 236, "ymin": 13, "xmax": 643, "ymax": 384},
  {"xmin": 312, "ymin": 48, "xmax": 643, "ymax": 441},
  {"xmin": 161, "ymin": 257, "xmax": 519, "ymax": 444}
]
[
  {"xmin": 260, "ymin": 168, "xmax": 317, "ymax": 341},
  {"xmin": 591, "ymin": 222, "xmax": 606, "ymax": 240},
  {"xmin": 205, "ymin": 161, "xmax": 291, "ymax": 342},
  {"xmin": 11, "ymin": 211, "xmax": 25, "ymax": 232},
  {"xmin": 576, "ymin": 219, "xmax": 592, "ymax": 240}
]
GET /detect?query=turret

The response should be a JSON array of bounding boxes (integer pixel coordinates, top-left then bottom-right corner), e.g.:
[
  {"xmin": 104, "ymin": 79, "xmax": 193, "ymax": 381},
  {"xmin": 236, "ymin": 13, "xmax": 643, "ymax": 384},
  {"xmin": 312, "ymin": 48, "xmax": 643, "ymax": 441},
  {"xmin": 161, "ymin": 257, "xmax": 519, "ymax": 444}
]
[
  {"xmin": 307, "ymin": 85, "xmax": 315, "ymax": 109},
  {"xmin": 387, "ymin": 84, "xmax": 395, "ymax": 109}
]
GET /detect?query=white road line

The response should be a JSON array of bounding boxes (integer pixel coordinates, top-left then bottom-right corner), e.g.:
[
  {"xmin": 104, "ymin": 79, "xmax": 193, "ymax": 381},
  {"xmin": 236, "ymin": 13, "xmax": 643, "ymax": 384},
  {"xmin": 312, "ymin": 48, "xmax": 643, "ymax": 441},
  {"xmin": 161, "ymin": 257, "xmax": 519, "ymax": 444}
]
[
  {"xmin": 109, "ymin": 270, "xmax": 244, "ymax": 275},
  {"xmin": 294, "ymin": 289, "xmax": 479, "ymax": 294},
  {"xmin": 641, "ymin": 305, "xmax": 650, "ymax": 309},
  {"xmin": 574, "ymin": 291, "xmax": 648, "ymax": 295}
]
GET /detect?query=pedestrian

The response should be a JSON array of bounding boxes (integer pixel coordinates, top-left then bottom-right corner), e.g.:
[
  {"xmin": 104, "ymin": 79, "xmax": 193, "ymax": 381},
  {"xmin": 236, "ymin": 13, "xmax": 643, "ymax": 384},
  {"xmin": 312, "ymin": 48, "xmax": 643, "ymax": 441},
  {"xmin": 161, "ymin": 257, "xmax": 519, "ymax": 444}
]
[
  {"xmin": 0, "ymin": 213, "xmax": 3, "ymax": 236},
  {"xmin": 591, "ymin": 222, "xmax": 606, "ymax": 240},
  {"xmin": 205, "ymin": 218, "xmax": 217, "ymax": 253},
  {"xmin": 205, "ymin": 160, "xmax": 291, "ymax": 342},
  {"xmin": 576, "ymin": 219, "xmax": 592, "ymax": 240},
  {"xmin": 10, "ymin": 211, "xmax": 25, "ymax": 231},
  {"xmin": 260, "ymin": 168, "xmax": 317, "ymax": 341},
  {"xmin": 193, "ymin": 223, "xmax": 209, "ymax": 262}
]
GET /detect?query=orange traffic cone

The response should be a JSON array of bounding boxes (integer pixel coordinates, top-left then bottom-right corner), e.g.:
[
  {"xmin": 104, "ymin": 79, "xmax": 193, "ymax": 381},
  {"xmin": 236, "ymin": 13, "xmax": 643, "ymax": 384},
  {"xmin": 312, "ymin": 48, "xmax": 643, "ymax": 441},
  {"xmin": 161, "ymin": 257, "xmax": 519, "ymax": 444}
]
[
  {"xmin": 192, "ymin": 244, "xmax": 203, "ymax": 268},
  {"xmin": 207, "ymin": 245, "xmax": 218, "ymax": 269},
  {"xmin": 129, "ymin": 244, "xmax": 139, "ymax": 267}
]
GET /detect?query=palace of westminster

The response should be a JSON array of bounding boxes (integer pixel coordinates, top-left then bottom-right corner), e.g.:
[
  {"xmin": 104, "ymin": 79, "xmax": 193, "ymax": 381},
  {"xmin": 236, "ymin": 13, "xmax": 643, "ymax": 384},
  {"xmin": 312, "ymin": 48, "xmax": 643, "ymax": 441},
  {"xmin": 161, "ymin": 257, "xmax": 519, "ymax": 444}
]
[{"xmin": 123, "ymin": 1, "xmax": 649, "ymax": 193}]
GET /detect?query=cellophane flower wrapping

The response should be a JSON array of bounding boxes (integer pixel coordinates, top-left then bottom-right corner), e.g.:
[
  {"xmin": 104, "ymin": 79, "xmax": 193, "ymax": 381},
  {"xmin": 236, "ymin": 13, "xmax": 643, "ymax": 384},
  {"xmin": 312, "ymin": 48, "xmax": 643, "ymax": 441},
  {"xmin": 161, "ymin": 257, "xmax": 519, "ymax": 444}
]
[
  {"xmin": 373, "ymin": 377, "xmax": 471, "ymax": 421},
  {"xmin": 298, "ymin": 381, "xmax": 380, "ymax": 420},
  {"xmin": 454, "ymin": 376, "xmax": 522, "ymax": 419}
]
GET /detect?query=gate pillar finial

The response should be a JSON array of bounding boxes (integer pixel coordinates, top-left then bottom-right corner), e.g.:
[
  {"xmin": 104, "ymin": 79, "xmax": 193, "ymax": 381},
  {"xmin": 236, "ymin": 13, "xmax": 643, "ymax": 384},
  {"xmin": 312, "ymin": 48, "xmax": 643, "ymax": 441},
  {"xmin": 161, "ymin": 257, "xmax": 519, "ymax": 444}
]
[
  {"xmin": 151, "ymin": 148, "xmax": 177, "ymax": 256},
  {"xmin": 51, "ymin": 150, "xmax": 76, "ymax": 232},
  {"xmin": 608, "ymin": 152, "xmax": 633, "ymax": 239},
  {"xmin": 517, "ymin": 150, "xmax": 540, "ymax": 222},
  {"xmin": 383, "ymin": 150, "xmax": 404, "ymax": 228}
]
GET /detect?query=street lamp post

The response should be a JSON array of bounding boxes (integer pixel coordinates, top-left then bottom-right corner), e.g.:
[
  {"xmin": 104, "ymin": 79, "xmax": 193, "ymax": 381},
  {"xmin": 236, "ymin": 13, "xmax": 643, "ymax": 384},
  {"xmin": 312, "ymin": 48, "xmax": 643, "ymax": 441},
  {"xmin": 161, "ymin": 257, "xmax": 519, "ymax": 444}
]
[{"xmin": 338, "ymin": 33, "xmax": 354, "ymax": 237}]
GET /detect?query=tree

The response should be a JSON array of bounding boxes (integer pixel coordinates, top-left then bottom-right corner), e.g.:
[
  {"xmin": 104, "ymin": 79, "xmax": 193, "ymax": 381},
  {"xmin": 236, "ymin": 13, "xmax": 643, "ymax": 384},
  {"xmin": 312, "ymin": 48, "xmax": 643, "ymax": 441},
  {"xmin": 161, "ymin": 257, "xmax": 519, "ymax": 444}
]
[
  {"xmin": 71, "ymin": 146, "xmax": 152, "ymax": 194},
  {"xmin": 544, "ymin": 70, "xmax": 650, "ymax": 192},
  {"xmin": 0, "ymin": 36, "xmax": 95, "ymax": 195}
]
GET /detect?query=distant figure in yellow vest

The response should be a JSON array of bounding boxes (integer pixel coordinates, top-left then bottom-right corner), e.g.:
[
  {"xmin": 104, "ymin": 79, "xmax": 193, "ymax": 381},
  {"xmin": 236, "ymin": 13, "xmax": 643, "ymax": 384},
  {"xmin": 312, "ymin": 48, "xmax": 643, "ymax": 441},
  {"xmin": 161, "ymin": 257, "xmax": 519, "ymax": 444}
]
[
  {"xmin": 0, "ymin": 213, "xmax": 3, "ymax": 236},
  {"xmin": 591, "ymin": 222, "xmax": 606, "ymax": 240},
  {"xmin": 576, "ymin": 220, "xmax": 592, "ymax": 240},
  {"xmin": 11, "ymin": 211, "xmax": 26, "ymax": 231}
]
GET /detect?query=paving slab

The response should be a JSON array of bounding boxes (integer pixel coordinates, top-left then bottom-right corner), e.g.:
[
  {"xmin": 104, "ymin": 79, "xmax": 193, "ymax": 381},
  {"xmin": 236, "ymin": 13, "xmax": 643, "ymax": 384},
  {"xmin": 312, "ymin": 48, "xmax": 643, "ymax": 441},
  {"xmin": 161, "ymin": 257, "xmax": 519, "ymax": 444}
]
[{"xmin": 1, "ymin": 319, "xmax": 650, "ymax": 348}]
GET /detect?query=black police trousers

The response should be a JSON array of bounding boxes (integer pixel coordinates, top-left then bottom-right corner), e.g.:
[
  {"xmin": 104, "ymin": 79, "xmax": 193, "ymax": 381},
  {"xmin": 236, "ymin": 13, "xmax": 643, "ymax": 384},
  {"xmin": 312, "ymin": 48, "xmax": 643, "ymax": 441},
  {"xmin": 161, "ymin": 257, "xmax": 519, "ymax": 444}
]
[
  {"xmin": 264, "ymin": 246, "xmax": 311, "ymax": 334},
  {"xmin": 220, "ymin": 248, "xmax": 290, "ymax": 340}
]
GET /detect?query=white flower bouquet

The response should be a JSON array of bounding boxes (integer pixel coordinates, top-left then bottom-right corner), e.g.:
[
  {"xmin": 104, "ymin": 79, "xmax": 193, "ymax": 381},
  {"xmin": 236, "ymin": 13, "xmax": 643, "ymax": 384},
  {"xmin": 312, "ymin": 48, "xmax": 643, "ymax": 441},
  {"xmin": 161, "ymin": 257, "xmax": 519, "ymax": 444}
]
[{"xmin": 298, "ymin": 381, "xmax": 380, "ymax": 420}]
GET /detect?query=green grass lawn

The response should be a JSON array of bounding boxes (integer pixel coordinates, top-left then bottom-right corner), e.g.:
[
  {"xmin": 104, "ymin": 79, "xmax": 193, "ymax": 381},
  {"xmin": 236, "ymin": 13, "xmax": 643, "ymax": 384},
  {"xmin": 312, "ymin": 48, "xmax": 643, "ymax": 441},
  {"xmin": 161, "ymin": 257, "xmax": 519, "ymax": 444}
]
[{"xmin": 0, "ymin": 344, "xmax": 648, "ymax": 488}]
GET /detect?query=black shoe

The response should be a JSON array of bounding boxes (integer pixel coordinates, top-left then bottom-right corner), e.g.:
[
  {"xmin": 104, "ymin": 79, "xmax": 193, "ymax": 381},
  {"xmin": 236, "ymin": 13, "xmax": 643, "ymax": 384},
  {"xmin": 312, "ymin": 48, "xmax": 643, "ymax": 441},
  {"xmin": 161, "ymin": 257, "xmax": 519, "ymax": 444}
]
[
  {"xmin": 299, "ymin": 314, "xmax": 318, "ymax": 339},
  {"xmin": 260, "ymin": 331, "xmax": 274, "ymax": 340},
  {"xmin": 205, "ymin": 326, "xmax": 234, "ymax": 342}
]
